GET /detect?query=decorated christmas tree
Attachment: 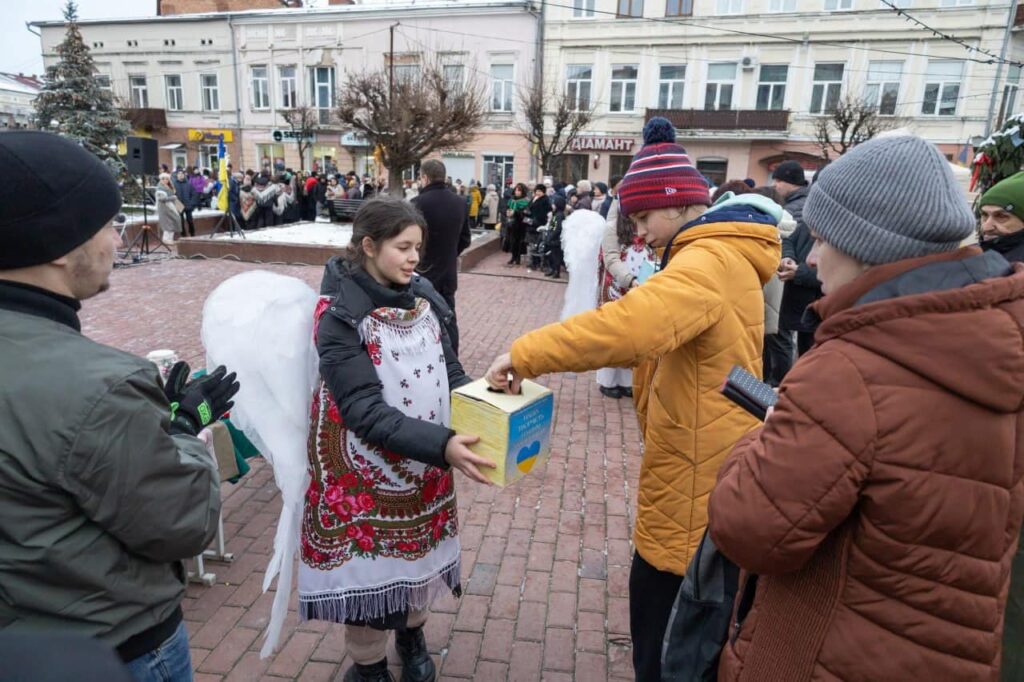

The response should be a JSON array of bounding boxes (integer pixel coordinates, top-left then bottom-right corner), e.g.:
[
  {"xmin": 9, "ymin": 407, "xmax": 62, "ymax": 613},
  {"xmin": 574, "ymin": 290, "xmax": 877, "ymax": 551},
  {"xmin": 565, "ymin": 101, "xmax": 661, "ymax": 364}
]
[
  {"xmin": 33, "ymin": 1, "xmax": 130, "ymax": 173},
  {"xmin": 971, "ymin": 113, "xmax": 1024, "ymax": 197}
]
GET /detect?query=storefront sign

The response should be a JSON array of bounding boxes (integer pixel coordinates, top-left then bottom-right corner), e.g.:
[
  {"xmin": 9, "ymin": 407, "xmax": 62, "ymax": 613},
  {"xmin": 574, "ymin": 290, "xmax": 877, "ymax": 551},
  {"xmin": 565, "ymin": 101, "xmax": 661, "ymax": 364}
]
[
  {"xmin": 272, "ymin": 129, "xmax": 315, "ymax": 143},
  {"xmin": 341, "ymin": 132, "xmax": 370, "ymax": 147},
  {"xmin": 187, "ymin": 129, "xmax": 234, "ymax": 143},
  {"xmin": 568, "ymin": 137, "xmax": 635, "ymax": 153}
]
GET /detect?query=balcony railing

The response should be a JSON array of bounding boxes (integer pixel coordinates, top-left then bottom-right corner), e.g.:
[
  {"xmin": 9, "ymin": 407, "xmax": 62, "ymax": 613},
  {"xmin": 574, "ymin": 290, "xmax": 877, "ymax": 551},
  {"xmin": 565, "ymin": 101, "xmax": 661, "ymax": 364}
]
[
  {"xmin": 122, "ymin": 107, "xmax": 167, "ymax": 132},
  {"xmin": 646, "ymin": 108, "xmax": 790, "ymax": 132}
]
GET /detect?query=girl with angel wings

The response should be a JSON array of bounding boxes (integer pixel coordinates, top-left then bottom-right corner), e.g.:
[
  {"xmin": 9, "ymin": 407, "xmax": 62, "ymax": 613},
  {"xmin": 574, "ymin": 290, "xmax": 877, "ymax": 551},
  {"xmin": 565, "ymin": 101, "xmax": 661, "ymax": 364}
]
[{"xmin": 203, "ymin": 198, "xmax": 494, "ymax": 682}]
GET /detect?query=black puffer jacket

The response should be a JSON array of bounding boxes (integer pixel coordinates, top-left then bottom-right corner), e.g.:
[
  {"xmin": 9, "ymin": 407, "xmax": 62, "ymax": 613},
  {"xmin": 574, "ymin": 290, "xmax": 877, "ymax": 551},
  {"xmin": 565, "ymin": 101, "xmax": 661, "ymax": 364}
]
[{"xmin": 316, "ymin": 257, "xmax": 471, "ymax": 469}]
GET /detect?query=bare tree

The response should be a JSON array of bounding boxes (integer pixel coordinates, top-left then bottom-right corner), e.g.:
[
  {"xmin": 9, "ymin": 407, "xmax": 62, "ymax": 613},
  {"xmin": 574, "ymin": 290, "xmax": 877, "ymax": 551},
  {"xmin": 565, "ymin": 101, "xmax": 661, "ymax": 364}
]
[
  {"xmin": 280, "ymin": 106, "xmax": 319, "ymax": 169},
  {"xmin": 516, "ymin": 83, "xmax": 593, "ymax": 177},
  {"xmin": 336, "ymin": 59, "xmax": 487, "ymax": 195},
  {"xmin": 813, "ymin": 95, "xmax": 909, "ymax": 160}
]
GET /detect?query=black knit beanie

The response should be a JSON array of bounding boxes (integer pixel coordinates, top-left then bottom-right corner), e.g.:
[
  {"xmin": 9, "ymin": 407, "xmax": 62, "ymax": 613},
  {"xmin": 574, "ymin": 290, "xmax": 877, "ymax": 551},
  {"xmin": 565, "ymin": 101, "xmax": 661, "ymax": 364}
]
[{"xmin": 0, "ymin": 131, "xmax": 122, "ymax": 270}]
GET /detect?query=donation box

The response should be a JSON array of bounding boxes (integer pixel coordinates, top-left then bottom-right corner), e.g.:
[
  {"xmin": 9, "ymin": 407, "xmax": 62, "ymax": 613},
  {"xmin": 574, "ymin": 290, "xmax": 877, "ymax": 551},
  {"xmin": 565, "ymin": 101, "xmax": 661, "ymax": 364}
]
[{"xmin": 451, "ymin": 379, "xmax": 554, "ymax": 487}]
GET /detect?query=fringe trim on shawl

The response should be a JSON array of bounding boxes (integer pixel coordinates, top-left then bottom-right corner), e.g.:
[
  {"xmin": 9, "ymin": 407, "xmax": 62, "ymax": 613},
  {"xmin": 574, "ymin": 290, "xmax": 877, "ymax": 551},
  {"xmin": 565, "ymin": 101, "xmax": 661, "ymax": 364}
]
[
  {"xmin": 358, "ymin": 302, "xmax": 440, "ymax": 358},
  {"xmin": 298, "ymin": 557, "xmax": 461, "ymax": 624}
]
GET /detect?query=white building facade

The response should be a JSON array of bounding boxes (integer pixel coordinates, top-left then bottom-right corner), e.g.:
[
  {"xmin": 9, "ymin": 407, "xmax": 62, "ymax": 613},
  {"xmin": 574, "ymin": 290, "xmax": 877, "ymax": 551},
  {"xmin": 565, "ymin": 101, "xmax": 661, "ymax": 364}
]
[
  {"xmin": 542, "ymin": 0, "xmax": 1023, "ymax": 184},
  {"xmin": 0, "ymin": 74, "xmax": 42, "ymax": 130},
  {"xmin": 35, "ymin": 0, "xmax": 541, "ymax": 185}
]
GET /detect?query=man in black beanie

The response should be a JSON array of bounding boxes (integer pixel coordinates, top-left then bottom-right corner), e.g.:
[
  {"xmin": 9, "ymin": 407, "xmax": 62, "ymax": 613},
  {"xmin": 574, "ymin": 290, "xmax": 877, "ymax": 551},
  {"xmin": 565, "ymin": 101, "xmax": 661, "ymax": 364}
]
[{"xmin": 0, "ymin": 131, "xmax": 239, "ymax": 681}]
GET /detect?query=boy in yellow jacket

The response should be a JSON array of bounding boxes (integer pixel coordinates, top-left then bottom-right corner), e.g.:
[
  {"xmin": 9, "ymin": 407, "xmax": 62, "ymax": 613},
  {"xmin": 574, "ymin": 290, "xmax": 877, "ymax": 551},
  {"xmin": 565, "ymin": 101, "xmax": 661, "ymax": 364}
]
[{"xmin": 485, "ymin": 118, "xmax": 781, "ymax": 681}]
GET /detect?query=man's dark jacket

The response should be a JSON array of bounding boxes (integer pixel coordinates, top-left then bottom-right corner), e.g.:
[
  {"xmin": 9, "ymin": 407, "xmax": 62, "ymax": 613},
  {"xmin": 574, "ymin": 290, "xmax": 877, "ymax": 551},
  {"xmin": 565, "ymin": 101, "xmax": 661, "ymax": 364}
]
[
  {"xmin": 0, "ymin": 281, "xmax": 219, "ymax": 661},
  {"xmin": 172, "ymin": 176, "xmax": 198, "ymax": 210},
  {"xmin": 413, "ymin": 181, "xmax": 472, "ymax": 298},
  {"xmin": 779, "ymin": 185, "xmax": 821, "ymax": 333}
]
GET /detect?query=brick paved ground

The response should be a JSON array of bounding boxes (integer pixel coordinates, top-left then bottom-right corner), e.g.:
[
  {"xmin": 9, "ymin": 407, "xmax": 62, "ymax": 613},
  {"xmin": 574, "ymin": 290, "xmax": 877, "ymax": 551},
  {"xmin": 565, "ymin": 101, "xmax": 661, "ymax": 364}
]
[{"xmin": 80, "ymin": 250, "xmax": 642, "ymax": 681}]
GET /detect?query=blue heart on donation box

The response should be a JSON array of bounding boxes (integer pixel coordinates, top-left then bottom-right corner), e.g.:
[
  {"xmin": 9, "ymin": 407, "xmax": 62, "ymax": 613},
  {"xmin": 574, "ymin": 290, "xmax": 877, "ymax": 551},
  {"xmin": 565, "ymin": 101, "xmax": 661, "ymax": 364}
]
[{"xmin": 516, "ymin": 441, "xmax": 542, "ymax": 473}]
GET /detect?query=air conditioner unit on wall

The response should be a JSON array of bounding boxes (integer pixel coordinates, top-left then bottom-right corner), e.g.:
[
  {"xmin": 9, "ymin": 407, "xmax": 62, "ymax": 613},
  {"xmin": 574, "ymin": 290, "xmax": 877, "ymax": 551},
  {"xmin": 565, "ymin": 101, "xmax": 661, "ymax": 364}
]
[{"xmin": 741, "ymin": 56, "xmax": 757, "ymax": 70}]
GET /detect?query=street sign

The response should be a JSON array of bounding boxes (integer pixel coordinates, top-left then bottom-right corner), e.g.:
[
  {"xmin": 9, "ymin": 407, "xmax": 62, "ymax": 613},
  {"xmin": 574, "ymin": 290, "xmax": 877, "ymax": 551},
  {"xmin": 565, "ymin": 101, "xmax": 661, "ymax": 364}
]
[
  {"xmin": 341, "ymin": 131, "xmax": 370, "ymax": 147},
  {"xmin": 272, "ymin": 129, "xmax": 315, "ymax": 143},
  {"xmin": 188, "ymin": 129, "xmax": 234, "ymax": 143}
]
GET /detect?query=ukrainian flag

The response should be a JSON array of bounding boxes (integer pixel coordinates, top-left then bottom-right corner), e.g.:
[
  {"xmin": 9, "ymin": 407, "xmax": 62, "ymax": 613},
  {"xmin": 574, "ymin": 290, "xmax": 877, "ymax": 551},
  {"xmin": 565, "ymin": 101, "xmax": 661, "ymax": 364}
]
[{"xmin": 216, "ymin": 136, "xmax": 229, "ymax": 212}]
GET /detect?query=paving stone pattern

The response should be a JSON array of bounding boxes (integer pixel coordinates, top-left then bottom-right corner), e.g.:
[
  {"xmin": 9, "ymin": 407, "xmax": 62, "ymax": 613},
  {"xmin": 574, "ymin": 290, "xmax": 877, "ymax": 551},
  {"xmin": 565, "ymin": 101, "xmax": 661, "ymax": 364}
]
[{"xmin": 80, "ymin": 250, "xmax": 642, "ymax": 680}]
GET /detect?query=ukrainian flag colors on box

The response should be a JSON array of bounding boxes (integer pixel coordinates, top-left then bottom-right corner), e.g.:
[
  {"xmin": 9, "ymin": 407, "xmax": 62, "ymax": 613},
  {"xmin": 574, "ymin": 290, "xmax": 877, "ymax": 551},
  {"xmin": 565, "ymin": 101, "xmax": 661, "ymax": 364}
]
[{"xmin": 450, "ymin": 379, "xmax": 554, "ymax": 487}]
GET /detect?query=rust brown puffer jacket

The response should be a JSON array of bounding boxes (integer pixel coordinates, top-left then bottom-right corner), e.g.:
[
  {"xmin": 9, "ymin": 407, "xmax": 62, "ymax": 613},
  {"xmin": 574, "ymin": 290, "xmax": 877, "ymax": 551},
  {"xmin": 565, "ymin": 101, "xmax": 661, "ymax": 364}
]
[{"xmin": 709, "ymin": 247, "xmax": 1024, "ymax": 681}]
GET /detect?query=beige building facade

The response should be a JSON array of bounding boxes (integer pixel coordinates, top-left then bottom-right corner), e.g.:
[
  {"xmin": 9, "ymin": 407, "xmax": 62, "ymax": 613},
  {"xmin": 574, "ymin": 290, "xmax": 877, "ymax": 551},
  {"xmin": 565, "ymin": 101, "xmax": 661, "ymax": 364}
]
[
  {"xmin": 542, "ymin": 0, "xmax": 1024, "ymax": 185},
  {"xmin": 34, "ymin": 0, "xmax": 541, "ymax": 186}
]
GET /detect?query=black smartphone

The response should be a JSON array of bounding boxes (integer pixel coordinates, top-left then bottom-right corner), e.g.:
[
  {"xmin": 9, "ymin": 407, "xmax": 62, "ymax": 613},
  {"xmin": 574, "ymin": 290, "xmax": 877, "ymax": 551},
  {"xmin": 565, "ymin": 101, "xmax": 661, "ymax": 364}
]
[{"xmin": 721, "ymin": 366, "xmax": 778, "ymax": 421}]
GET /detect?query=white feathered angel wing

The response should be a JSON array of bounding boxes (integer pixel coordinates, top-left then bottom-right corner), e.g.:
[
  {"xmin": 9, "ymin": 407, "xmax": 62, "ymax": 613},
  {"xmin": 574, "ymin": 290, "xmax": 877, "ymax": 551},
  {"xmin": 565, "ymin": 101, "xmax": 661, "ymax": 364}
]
[
  {"xmin": 559, "ymin": 209, "xmax": 607, "ymax": 321},
  {"xmin": 201, "ymin": 270, "xmax": 320, "ymax": 658}
]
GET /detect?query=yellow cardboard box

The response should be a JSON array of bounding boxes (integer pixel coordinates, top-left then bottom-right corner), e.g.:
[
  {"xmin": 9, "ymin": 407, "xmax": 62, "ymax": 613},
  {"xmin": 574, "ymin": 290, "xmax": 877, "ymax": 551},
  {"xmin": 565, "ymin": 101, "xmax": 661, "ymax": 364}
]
[{"xmin": 450, "ymin": 379, "xmax": 554, "ymax": 487}]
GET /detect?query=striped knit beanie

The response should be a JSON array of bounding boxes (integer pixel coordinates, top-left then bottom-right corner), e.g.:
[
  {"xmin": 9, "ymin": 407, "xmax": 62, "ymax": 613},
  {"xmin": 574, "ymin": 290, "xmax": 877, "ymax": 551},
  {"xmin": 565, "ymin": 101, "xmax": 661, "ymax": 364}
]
[{"xmin": 617, "ymin": 117, "xmax": 710, "ymax": 218}]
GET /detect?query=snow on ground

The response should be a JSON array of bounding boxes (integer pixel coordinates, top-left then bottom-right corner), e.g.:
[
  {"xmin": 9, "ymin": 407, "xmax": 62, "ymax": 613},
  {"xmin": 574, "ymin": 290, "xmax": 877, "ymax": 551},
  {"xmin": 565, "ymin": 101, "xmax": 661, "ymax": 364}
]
[
  {"xmin": 210, "ymin": 222, "xmax": 492, "ymax": 246},
  {"xmin": 212, "ymin": 222, "xmax": 354, "ymax": 246}
]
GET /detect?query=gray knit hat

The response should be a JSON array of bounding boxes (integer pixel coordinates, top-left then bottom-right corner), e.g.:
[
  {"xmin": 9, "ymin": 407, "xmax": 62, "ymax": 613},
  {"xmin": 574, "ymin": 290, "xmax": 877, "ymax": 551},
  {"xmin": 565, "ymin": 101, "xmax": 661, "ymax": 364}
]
[{"xmin": 803, "ymin": 135, "xmax": 974, "ymax": 265}]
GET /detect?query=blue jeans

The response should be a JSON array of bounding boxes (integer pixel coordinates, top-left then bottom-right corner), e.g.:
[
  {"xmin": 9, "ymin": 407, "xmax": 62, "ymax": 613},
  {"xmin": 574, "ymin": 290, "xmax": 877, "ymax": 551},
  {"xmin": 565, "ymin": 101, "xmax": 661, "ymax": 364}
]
[{"xmin": 124, "ymin": 622, "xmax": 193, "ymax": 682}]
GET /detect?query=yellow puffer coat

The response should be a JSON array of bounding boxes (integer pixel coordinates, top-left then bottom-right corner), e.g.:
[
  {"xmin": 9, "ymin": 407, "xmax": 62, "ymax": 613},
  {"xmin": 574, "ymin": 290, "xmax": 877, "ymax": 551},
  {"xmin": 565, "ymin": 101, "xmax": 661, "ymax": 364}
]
[{"xmin": 511, "ymin": 210, "xmax": 781, "ymax": 575}]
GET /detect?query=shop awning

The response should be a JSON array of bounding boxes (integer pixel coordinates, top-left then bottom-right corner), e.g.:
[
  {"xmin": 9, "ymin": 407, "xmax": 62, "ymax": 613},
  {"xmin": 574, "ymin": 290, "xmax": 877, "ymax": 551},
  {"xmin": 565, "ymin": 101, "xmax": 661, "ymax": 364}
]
[{"xmin": 159, "ymin": 143, "xmax": 183, "ymax": 150}]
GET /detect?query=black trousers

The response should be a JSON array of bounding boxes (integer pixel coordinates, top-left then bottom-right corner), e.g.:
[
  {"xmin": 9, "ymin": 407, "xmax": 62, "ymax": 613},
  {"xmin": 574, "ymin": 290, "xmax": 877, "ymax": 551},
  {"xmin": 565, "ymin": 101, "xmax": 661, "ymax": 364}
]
[
  {"xmin": 179, "ymin": 209, "xmax": 195, "ymax": 237},
  {"xmin": 762, "ymin": 332, "xmax": 795, "ymax": 387},
  {"xmin": 441, "ymin": 292, "xmax": 460, "ymax": 356},
  {"xmin": 629, "ymin": 551, "xmax": 683, "ymax": 682},
  {"xmin": 508, "ymin": 222, "xmax": 525, "ymax": 264}
]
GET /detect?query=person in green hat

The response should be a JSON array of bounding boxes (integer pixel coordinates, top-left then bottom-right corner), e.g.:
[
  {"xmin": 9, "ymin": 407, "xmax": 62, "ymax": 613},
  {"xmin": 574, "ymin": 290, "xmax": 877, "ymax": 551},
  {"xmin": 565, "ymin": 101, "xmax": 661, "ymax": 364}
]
[
  {"xmin": 979, "ymin": 171, "xmax": 1024, "ymax": 262},
  {"xmin": 978, "ymin": 172, "xmax": 1024, "ymax": 681}
]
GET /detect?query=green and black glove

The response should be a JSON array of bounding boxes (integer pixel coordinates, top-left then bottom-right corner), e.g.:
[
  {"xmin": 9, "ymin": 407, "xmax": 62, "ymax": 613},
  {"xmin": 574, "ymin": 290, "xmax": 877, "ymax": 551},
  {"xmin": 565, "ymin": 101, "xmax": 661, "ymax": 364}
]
[{"xmin": 164, "ymin": 361, "xmax": 240, "ymax": 436}]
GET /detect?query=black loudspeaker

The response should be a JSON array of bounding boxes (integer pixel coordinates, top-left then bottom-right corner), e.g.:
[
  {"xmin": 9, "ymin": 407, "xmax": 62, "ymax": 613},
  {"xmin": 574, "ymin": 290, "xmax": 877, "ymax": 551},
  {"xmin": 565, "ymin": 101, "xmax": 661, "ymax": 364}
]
[{"xmin": 125, "ymin": 136, "xmax": 159, "ymax": 175}]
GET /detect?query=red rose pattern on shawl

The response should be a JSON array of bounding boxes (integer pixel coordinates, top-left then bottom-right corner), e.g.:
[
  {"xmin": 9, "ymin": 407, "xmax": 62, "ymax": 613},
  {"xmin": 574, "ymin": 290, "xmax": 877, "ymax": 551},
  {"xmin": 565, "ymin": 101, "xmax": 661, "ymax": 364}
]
[{"xmin": 301, "ymin": 296, "xmax": 458, "ymax": 570}]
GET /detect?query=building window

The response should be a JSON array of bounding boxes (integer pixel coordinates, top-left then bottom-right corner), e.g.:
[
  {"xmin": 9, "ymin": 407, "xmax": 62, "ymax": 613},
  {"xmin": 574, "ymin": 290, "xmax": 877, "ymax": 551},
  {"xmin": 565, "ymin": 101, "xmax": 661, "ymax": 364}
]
[
  {"xmin": 824, "ymin": 0, "xmax": 853, "ymax": 9},
  {"xmin": 865, "ymin": 60, "xmax": 902, "ymax": 115},
  {"xmin": 696, "ymin": 158, "xmax": 728, "ymax": 187},
  {"xmin": 921, "ymin": 60, "xmax": 963, "ymax": 116},
  {"xmin": 172, "ymin": 149, "xmax": 188, "ymax": 171},
  {"xmin": 553, "ymin": 154, "xmax": 589, "ymax": 183},
  {"xmin": 573, "ymin": 0, "xmax": 595, "ymax": 16},
  {"xmin": 279, "ymin": 66, "xmax": 297, "ymax": 109},
  {"xmin": 201, "ymin": 74, "xmax": 220, "ymax": 111},
  {"xmin": 999, "ymin": 65, "xmax": 1021, "ymax": 126},
  {"xmin": 618, "ymin": 0, "xmax": 644, "ymax": 17},
  {"xmin": 666, "ymin": 0, "xmax": 693, "ymax": 15},
  {"xmin": 704, "ymin": 63, "xmax": 736, "ymax": 111},
  {"xmin": 810, "ymin": 63, "xmax": 844, "ymax": 114},
  {"xmin": 198, "ymin": 143, "xmax": 220, "ymax": 171},
  {"xmin": 566, "ymin": 65, "xmax": 593, "ymax": 111},
  {"xmin": 610, "ymin": 154, "xmax": 632, "ymax": 179},
  {"xmin": 444, "ymin": 64, "xmax": 465, "ymax": 93},
  {"xmin": 483, "ymin": 154, "xmax": 515, "ymax": 187},
  {"xmin": 939, "ymin": 0, "xmax": 973, "ymax": 5},
  {"xmin": 129, "ymin": 76, "xmax": 148, "ymax": 108},
  {"xmin": 393, "ymin": 65, "xmax": 420, "ymax": 83},
  {"xmin": 715, "ymin": 0, "xmax": 743, "ymax": 13},
  {"xmin": 310, "ymin": 66, "xmax": 335, "ymax": 124},
  {"xmin": 880, "ymin": 0, "xmax": 910, "ymax": 6},
  {"xmin": 490, "ymin": 64, "xmax": 514, "ymax": 112},
  {"xmin": 756, "ymin": 65, "xmax": 787, "ymax": 110},
  {"xmin": 165, "ymin": 74, "xmax": 183, "ymax": 111},
  {"xmin": 251, "ymin": 66, "xmax": 271, "ymax": 110},
  {"xmin": 768, "ymin": 0, "xmax": 796, "ymax": 10},
  {"xmin": 610, "ymin": 65, "xmax": 638, "ymax": 113},
  {"xmin": 658, "ymin": 64, "xmax": 686, "ymax": 109},
  {"xmin": 256, "ymin": 143, "xmax": 286, "ymax": 172},
  {"xmin": 97, "ymin": 75, "xmax": 112, "ymax": 93}
]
